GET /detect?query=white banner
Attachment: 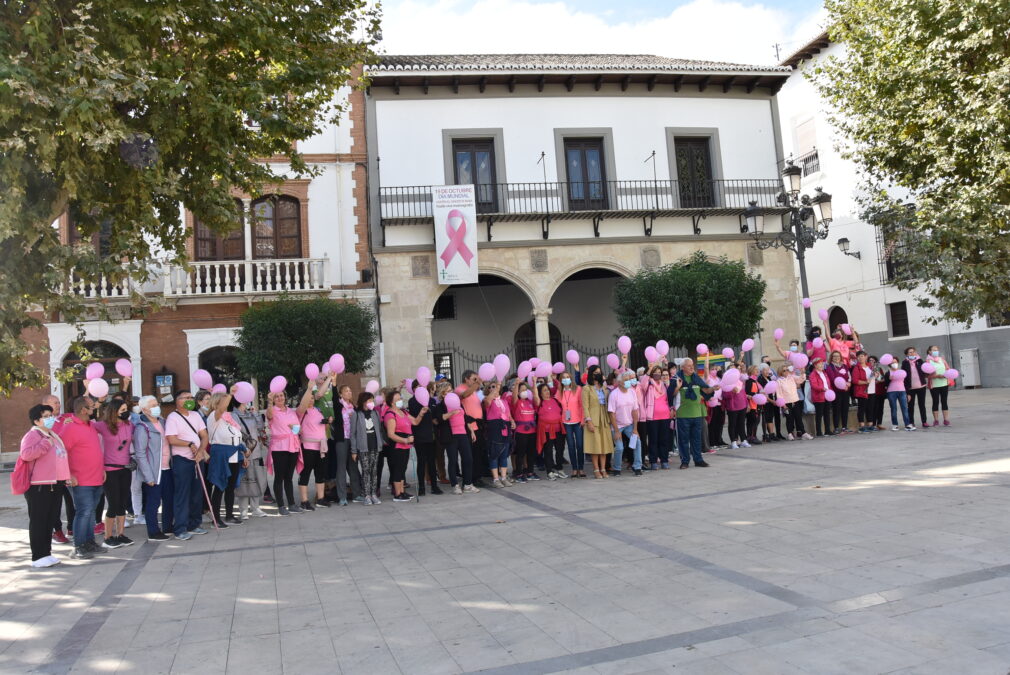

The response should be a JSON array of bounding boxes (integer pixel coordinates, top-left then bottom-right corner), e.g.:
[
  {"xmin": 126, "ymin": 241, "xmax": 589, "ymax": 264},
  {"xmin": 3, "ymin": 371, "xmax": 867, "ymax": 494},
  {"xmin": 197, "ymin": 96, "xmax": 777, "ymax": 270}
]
[{"xmin": 432, "ymin": 184, "xmax": 478, "ymax": 285}]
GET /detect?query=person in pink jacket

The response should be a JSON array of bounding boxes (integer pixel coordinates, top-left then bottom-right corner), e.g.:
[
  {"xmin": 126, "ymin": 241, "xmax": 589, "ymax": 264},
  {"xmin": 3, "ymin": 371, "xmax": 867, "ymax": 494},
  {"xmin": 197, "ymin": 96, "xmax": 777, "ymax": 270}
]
[
  {"xmin": 21, "ymin": 404, "xmax": 72, "ymax": 567},
  {"xmin": 555, "ymin": 371, "xmax": 585, "ymax": 477},
  {"xmin": 809, "ymin": 358, "xmax": 833, "ymax": 437},
  {"xmin": 639, "ymin": 365, "xmax": 672, "ymax": 468}
]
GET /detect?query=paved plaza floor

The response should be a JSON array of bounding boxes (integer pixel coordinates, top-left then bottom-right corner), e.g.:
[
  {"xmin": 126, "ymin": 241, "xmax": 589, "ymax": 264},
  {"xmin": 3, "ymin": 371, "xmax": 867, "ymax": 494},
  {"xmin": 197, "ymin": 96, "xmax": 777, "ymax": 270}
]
[{"xmin": 1, "ymin": 388, "xmax": 1009, "ymax": 674}]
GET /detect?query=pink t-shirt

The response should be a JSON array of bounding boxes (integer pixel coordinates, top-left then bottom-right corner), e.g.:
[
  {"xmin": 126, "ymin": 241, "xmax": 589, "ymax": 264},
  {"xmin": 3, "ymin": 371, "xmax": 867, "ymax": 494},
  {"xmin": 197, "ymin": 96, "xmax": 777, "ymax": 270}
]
[
  {"xmin": 268, "ymin": 406, "xmax": 300, "ymax": 453},
  {"xmin": 384, "ymin": 409, "xmax": 413, "ymax": 449},
  {"xmin": 94, "ymin": 420, "xmax": 134, "ymax": 468},
  {"xmin": 652, "ymin": 391, "xmax": 671, "ymax": 420},
  {"xmin": 828, "ymin": 337, "xmax": 854, "ymax": 362},
  {"xmin": 300, "ymin": 407, "xmax": 326, "ymax": 450},
  {"xmin": 555, "ymin": 388, "xmax": 583, "ymax": 424},
  {"xmin": 446, "ymin": 407, "xmax": 466, "ymax": 435},
  {"xmin": 485, "ymin": 397, "xmax": 512, "ymax": 422},
  {"xmin": 56, "ymin": 416, "xmax": 105, "ymax": 487},
  {"xmin": 455, "ymin": 384, "xmax": 483, "ymax": 431},
  {"xmin": 607, "ymin": 388, "xmax": 639, "ymax": 428},
  {"xmin": 887, "ymin": 368, "xmax": 907, "ymax": 393},
  {"xmin": 511, "ymin": 398, "xmax": 536, "ymax": 434},
  {"xmin": 806, "ymin": 341, "xmax": 828, "ymax": 363},
  {"xmin": 165, "ymin": 410, "xmax": 206, "ymax": 459}
]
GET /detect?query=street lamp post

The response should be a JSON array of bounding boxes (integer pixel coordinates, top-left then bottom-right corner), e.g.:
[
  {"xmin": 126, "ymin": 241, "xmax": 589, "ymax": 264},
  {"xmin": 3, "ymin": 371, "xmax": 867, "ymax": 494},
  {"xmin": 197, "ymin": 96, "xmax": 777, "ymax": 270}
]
[{"xmin": 742, "ymin": 160, "xmax": 833, "ymax": 337}]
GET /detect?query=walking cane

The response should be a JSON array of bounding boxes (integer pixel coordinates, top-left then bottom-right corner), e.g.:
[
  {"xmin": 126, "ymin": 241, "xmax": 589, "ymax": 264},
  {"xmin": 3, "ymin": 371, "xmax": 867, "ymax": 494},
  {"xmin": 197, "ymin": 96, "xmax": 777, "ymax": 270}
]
[{"xmin": 195, "ymin": 459, "xmax": 220, "ymax": 531}]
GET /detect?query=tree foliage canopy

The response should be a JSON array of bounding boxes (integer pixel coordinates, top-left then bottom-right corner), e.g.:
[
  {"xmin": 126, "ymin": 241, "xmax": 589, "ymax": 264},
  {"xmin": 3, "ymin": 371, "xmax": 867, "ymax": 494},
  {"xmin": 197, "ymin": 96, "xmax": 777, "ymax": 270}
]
[
  {"xmin": 613, "ymin": 252, "xmax": 766, "ymax": 351},
  {"xmin": 236, "ymin": 297, "xmax": 376, "ymax": 390},
  {"xmin": 0, "ymin": 0, "xmax": 379, "ymax": 394},
  {"xmin": 813, "ymin": 0, "xmax": 1010, "ymax": 325}
]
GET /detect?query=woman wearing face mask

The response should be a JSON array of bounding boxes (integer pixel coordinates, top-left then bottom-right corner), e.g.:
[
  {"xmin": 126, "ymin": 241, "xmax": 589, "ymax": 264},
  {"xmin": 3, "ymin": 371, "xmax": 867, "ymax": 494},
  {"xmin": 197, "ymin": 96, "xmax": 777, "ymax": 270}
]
[
  {"xmin": 556, "ymin": 371, "xmax": 586, "ymax": 477},
  {"xmin": 925, "ymin": 346, "xmax": 951, "ymax": 426},
  {"xmin": 206, "ymin": 389, "xmax": 247, "ymax": 526},
  {"xmin": 826, "ymin": 350, "xmax": 852, "ymax": 434},
  {"xmin": 581, "ymin": 364, "xmax": 614, "ymax": 478},
  {"xmin": 298, "ymin": 376, "xmax": 332, "ymax": 511},
  {"xmin": 851, "ymin": 351, "xmax": 877, "ymax": 433},
  {"xmin": 383, "ymin": 390, "xmax": 417, "ymax": 502},
  {"xmin": 195, "ymin": 390, "xmax": 212, "ymax": 422},
  {"xmin": 94, "ymin": 398, "xmax": 135, "ymax": 548},
  {"xmin": 20, "ymin": 404, "xmax": 71, "ymax": 567},
  {"xmin": 869, "ymin": 356, "xmax": 887, "ymax": 430},
  {"xmin": 408, "ymin": 380, "xmax": 440, "ymax": 496},
  {"xmin": 607, "ymin": 371, "xmax": 642, "ymax": 476},
  {"xmin": 534, "ymin": 382, "xmax": 567, "ymax": 480},
  {"xmin": 776, "ymin": 364, "xmax": 810, "ymax": 440},
  {"xmin": 721, "ymin": 366, "xmax": 749, "ymax": 450},
  {"xmin": 744, "ymin": 365, "xmax": 763, "ymax": 445},
  {"xmin": 825, "ymin": 321, "xmax": 859, "ymax": 367},
  {"xmin": 885, "ymin": 358, "xmax": 914, "ymax": 430},
  {"xmin": 483, "ymin": 381, "xmax": 514, "ymax": 488},
  {"xmin": 809, "ymin": 358, "xmax": 833, "ymax": 437},
  {"xmin": 350, "ymin": 391, "xmax": 385, "ymax": 504},
  {"xmin": 805, "ymin": 327, "xmax": 827, "ymax": 368},
  {"xmin": 639, "ymin": 365, "xmax": 672, "ymax": 469},
  {"xmin": 132, "ymin": 396, "xmax": 171, "ymax": 541},
  {"xmin": 234, "ymin": 397, "xmax": 269, "ymax": 518},
  {"xmin": 510, "ymin": 379, "xmax": 537, "ymax": 482},
  {"xmin": 756, "ymin": 363, "xmax": 783, "ymax": 442},
  {"xmin": 265, "ymin": 387, "xmax": 313, "ymax": 515},
  {"xmin": 901, "ymin": 347, "xmax": 929, "ymax": 429}
]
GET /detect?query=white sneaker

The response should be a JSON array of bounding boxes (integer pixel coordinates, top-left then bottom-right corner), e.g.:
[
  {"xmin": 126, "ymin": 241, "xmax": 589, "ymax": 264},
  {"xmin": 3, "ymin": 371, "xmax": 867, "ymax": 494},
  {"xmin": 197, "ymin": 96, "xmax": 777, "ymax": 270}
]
[
  {"xmin": 787, "ymin": 433, "xmax": 795, "ymax": 441},
  {"xmin": 371, "ymin": 495, "xmax": 382, "ymax": 505},
  {"xmin": 547, "ymin": 471, "xmax": 558, "ymax": 481},
  {"xmin": 891, "ymin": 425, "xmax": 900, "ymax": 431},
  {"xmin": 556, "ymin": 470, "xmax": 569, "ymax": 479},
  {"xmin": 730, "ymin": 442, "xmax": 739, "ymax": 450},
  {"xmin": 905, "ymin": 425, "xmax": 916, "ymax": 431},
  {"xmin": 31, "ymin": 555, "xmax": 61, "ymax": 568},
  {"xmin": 453, "ymin": 485, "xmax": 463, "ymax": 495},
  {"xmin": 501, "ymin": 476, "xmax": 514, "ymax": 486},
  {"xmin": 463, "ymin": 484, "xmax": 480, "ymax": 494},
  {"xmin": 741, "ymin": 441, "xmax": 751, "ymax": 448},
  {"xmin": 492, "ymin": 479, "xmax": 505, "ymax": 489},
  {"xmin": 133, "ymin": 515, "xmax": 146, "ymax": 526},
  {"xmin": 251, "ymin": 508, "xmax": 268, "ymax": 517},
  {"xmin": 801, "ymin": 433, "xmax": 813, "ymax": 440}
]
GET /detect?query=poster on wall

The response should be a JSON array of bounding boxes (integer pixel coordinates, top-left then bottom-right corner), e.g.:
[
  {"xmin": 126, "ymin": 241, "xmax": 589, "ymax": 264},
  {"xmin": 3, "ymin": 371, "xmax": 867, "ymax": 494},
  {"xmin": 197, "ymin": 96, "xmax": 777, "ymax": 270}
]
[{"xmin": 432, "ymin": 184, "xmax": 478, "ymax": 285}]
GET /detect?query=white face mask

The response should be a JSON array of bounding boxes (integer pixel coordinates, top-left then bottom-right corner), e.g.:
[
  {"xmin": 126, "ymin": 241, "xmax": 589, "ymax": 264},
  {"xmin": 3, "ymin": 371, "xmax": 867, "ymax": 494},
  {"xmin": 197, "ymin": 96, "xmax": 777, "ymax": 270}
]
[
  {"xmin": 787, "ymin": 366, "xmax": 795, "ymax": 372},
  {"xmin": 149, "ymin": 406, "xmax": 161, "ymax": 418},
  {"xmin": 394, "ymin": 399, "xmax": 404, "ymax": 409},
  {"xmin": 520, "ymin": 390, "xmax": 530, "ymax": 399}
]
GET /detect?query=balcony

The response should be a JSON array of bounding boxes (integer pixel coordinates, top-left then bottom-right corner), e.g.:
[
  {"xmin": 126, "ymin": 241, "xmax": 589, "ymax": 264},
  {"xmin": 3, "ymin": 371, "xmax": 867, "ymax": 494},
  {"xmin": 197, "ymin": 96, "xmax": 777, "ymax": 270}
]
[
  {"xmin": 66, "ymin": 267, "xmax": 136, "ymax": 300},
  {"xmin": 379, "ymin": 179, "xmax": 784, "ymax": 229},
  {"xmin": 163, "ymin": 258, "xmax": 330, "ymax": 298},
  {"xmin": 779, "ymin": 148, "xmax": 820, "ymax": 177}
]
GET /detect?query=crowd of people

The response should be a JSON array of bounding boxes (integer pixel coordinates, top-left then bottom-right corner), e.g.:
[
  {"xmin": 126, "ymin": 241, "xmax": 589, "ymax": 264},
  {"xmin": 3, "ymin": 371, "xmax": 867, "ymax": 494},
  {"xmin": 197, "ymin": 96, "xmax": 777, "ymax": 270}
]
[{"xmin": 16, "ymin": 319, "xmax": 957, "ymax": 568}]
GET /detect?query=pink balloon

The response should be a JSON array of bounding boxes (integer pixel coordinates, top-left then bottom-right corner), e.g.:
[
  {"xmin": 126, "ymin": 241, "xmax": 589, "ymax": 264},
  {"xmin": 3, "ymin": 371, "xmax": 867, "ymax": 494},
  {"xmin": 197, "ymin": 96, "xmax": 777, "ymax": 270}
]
[
  {"xmin": 192, "ymin": 369, "xmax": 213, "ymax": 390},
  {"xmin": 566, "ymin": 349, "xmax": 579, "ymax": 365},
  {"xmin": 656, "ymin": 340, "xmax": 670, "ymax": 356},
  {"xmin": 586, "ymin": 356, "xmax": 599, "ymax": 367},
  {"xmin": 834, "ymin": 376, "xmax": 848, "ymax": 389},
  {"xmin": 321, "ymin": 362, "xmax": 332, "ymax": 375},
  {"xmin": 720, "ymin": 368, "xmax": 740, "ymax": 387},
  {"xmin": 841, "ymin": 323, "xmax": 852, "ymax": 335},
  {"xmin": 479, "ymin": 362, "xmax": 496, "ymax": 381},
  {"xmin": 493, "ymin": 354, "xmax": 511, "ymax": 380},
  {"xmin": 269, "ymin": 376, "xmax": 287, "ymax": 394},
  {"xmin": 921, "ymin": 362, "xmax": 936, "ymax": 374},
  {"xmin": 445, "ymin": 392, "xmax": 461, "ymax": 410},
  {"xmin": 416, "ymin": 366, "xmax": 431, "ymax": 387},
  {"xmin": 517, "ymin": 361, "xmax": 532, "ymax": 379},
  {"xmin": 763, "ymin": 381, "xmax": 778, "ymax": 395},
  {"xmin": 551, "ymin": 362, "xmax": 565, "ymax": 375},
  {"xmin": 617, "ymin": 335, "xmax": 632, "ymax": 355},
  {"xmin": 529, "ymin": 358, "xmax": 541, "ymax": 368},
  {"xmin": 234, "ymin": 381, "xmax": 255, "ymax": 404},
  {"xmin": 741, "ymin": 339, "xmax": 755, "ymax": 352},
  {"xmin": 774, "ymin": 397, "xmax": 787, "ymax": 407},
  {"xmin": 606, "ymin": 354, "xmax": 620, "ymax": 370},
  {"xmin": 413, "ymin": 387, "xmax": 430, "ymax": 407},
  {"xmin": 793, "ymin": 353, "xmax": 809, "ymax": 368},
  {"xmin": 825, "ymin": 389, "xmax": 836, "ymax": 402},
  {"xmin": 802, "ymin": 297, "xmax": 812, "ymax": 309},
  {"xmin": 85, "ymin": 362, "xmax": 105, "ymax": 380},
  {"xmin": 87, "ymin": 378, "xmax": 109, "ymax": 398},
  {"xmin": 740, "ymin": 372, "xmax": 749, "ymax": 381},
  {"xmin": 644, "ymin": 346, "xmax": 659, "ymax": 363},
  {"xmin": 696, "ymin": 343, "xmax": 708, "ymax": 355},
  {"xmin": 722, "ymin": 347, "xmax": 734, "ymax": 360},
  {"xmin": 818, "ymin": 308, "xmax": 829, "ymax": 321},
  {"xmin": 531, "ymin": 362, "xmax": 549, "ymax": 379},
  {"xmin": 773, "ymin": 328, "xmax": 784, "ymax": 341},
  {"xmin": 753, "ymin": 393, "xmax": 768, "ymax": 406},
  {"xmin": 945, "ymin": 368, "xmax": 959, "ymax": 380},
  {"xmin": 329, "ymin": 354, "xmax": 345, "ymax": 374},
  {"xmin": 114, "ymin": 358, "xmax": 132, "ymax": 377},
  {"xmin": 304, "ymin": 363, "xmax": 320, "ymax": 380},
  {"xmin": 365, "ymin": 379, "xmax": 380, "ymax": 394},
  {"xmin": 812, "ymin": 337, "xmax": 824, "ymax": 349},
  {"xmin": 212, "ymin": 383, "xmax": 227, "ymax": 394},
  {"xmin": 880, "ymin": 354, "xmax": 894, "ymax": 366}
]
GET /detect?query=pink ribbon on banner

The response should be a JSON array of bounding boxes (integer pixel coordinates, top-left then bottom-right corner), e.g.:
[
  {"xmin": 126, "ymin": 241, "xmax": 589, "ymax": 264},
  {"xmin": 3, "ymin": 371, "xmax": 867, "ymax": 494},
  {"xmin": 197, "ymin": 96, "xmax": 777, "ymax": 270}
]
[{"xmin": 439, "ymin": 209, "xmax": 474, "ymax": 268}]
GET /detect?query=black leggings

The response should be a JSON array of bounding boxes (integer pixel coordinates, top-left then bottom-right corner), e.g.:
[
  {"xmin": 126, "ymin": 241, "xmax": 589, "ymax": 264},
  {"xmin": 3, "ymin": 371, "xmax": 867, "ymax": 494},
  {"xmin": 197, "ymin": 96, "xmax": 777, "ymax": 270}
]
[
  {"xmin": 271, "ymin": 451, "xmax": 297, "ymax": 508},
  {"xmin": 871, "ymin": 393, "xmax": 886, "ymax": 425},
  {"xmin": 542, "ymin": 434, "xmax": 565, "ymax": 471},
  {"xmin": 414, "ymin": 441, "xmax": 437, "ymax": 488},
  {"xmin": 785, "ymin": 402, "xmax": 806, "ymax": 435},
  {"xmin": 447, "ymin": 434, "xmax": 473, "ymax": 487},
  {"xmin": 856, "ymin": 396, "xmax": 871, "ymax": 423},
  {"xmin": 27, "ymin": 483, "xmax": 63, "ymax": 560},
  {"xmin": 211, "ymin": 463, "xmax": 241, "ymax": 519},
  {"xmin": 298, "ymin": 448, "xmax": 325, "ymax": 486},
  {"xmin": 763, "ymin": 402, "xmax": 782, "ymax": 437},
  {"xmin": 513, "ymin": 432, "xmax": 536, "ymax": 475},
  {"xmin": 708, "ymin": 407, "xmax": 725, "ymax": 445},
  {"xmin": 387, "ymin": 447, "xmax": 410, "ymax": 483},
  {"xmin": 814, "ymin": 401, "xmax": 832, "ymax": 435},
  {"xmin": 746, "ymin": 409, "xmax": 760, "ymax": 440},
  {"xmin": 104, "ymin": 469, "xmax": 131, "ymax": 518},
  {"xmin": 908, "ymin": 388, "xmax": 927, "ymax": 424},
  {"xmin": 726, "ymin": 409, "xmax": 746, "ymax": 443},
  {"xmin": 930, "ymin": 387, "xmax": 949, "ymax": 412},
  {"xmin": 831, "ymin": 391, "xmax": 850, "ymax": 430}
]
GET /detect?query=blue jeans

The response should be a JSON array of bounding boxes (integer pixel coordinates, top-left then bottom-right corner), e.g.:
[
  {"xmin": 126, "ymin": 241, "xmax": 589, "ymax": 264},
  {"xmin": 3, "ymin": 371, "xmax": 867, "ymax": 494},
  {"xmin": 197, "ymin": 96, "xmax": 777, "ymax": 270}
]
[
  {"xmin": 887, "ymin": 391, "xmax": 910, "ymax": 427},
  {"xmin": 159, "ymin": 468, "xmax": 175, "ymax": 535},
  {"xmin": 141, "ymin": 481, "xmax": 163, "ymax": 536},
  {"xmin": 676, "ymin": 417, "xmax": 705, "ymax": 466},
  {"xmin": 70, "ymin": 485, "xmax": 103, "ymax": 548},
  {"xmin": 564, "ymin": 423, "xmax": 584, "ymax": 470},
  {"xmin": 171, "ymin": 455, "xmax": 205, "ymax": 536},
  {"xmin": 488, "ymin": 439, "xmax": 510, "ymax": 470},
  {"xmin": 612, "ymin": 424, "xmax": 642, "ymax": 470}
]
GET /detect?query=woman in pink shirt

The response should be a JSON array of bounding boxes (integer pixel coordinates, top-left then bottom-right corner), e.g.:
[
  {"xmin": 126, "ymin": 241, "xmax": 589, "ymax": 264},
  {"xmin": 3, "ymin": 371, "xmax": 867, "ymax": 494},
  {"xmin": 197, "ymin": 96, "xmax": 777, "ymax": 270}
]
[
  {"xmin": 265, "ymin": 388, "xmax": 313, "ymax": 515},
  {"xmin": 297, "ymin": 376, "xmax": 331, "ymax": 510},
  {"xmin": 885, "ymin": 360, "xmax": 913, "ymax": 430},
  {"xmin": 555, "ymin": 371, "xmax": 585, "ymax": 477},
  {"xmin": 510, "ymin": 379, "xmax": 538, "ymax": 482},
  {"xmin": 94, "ymin": 398, "xmax": 134, "ymax": 548},
  {"xmin": 534, "ymin": 383, "xmax": 566, "ymax": 480},
  {"xmin": 484, "ymin": 381, "xmax": 514, "ymax": 487},
  {"xmin": 21, "ymin": 403, "xmax": 71, "ymax": 567},
  {"xmin": 640, "ymin": 365, "xmax": 672, "ymax": 469},
  {"xmin": 809, "ymin": 358, "xmax": 833, "ymax": 437},
  {"xmin": 383, "ymin": 390, "xmax": 419, "ymax": 502}
]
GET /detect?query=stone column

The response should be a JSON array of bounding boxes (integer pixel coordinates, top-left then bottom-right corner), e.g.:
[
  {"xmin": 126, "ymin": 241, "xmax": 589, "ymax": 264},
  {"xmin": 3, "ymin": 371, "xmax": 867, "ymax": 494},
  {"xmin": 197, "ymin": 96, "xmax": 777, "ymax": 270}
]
[{"xmin": 532, "ymin": 307, "xmax": 553, "ymax": 363}]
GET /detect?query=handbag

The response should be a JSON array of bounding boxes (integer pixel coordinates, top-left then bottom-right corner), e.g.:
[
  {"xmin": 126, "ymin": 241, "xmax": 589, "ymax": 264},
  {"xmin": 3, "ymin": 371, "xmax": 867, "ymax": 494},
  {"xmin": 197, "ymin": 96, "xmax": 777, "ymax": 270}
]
[{"xmin": 10, "ymin": 455, "xmax": 32, "ymax": 495}]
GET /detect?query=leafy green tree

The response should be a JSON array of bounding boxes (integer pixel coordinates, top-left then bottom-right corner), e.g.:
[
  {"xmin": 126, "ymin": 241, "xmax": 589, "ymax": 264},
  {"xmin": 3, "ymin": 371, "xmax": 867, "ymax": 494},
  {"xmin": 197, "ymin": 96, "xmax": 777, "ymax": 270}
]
[
  {"xmin": 812, "ymin": 0, "xmax": 1010, "ymax": 325},
  {"xmin": 236, "ymin": 297, "xmax": 376, "ymax": 390},
  {"xmin": 0, "ymin": 0, "xmax": 379, "ymax": 394},
  {"xmin": 614, "ymin": 252, "xmax": 766, "ymax": 352}
]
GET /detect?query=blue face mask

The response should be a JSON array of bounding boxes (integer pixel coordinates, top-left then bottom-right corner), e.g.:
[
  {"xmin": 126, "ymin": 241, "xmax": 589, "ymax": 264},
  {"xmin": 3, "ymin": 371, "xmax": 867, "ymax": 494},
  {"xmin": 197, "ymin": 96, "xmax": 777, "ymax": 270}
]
[
  {"xmin": 623, "ymin": 380, "xmax": 634, "ymax": 389},
  {"xmin": 42, "ymin": 417, "xmax": 56, "ymax": 430},
  {"xmin": 789, "ymin": 345, "xmax": 798, "ymax": 352},
  {"xmin": 931, "ymin": 351, "xmax": 939, "ymax": 357},
  {"xmin": 561, "ymin": 378, "xmax": 572, "ymax": 386},
  {"xmin": 150, "ymin": 406, "xmax": 161, "ymax": 418},
  {"xmin": 292, "ymin": 424, "xmax": 301, "ymax": 435}
]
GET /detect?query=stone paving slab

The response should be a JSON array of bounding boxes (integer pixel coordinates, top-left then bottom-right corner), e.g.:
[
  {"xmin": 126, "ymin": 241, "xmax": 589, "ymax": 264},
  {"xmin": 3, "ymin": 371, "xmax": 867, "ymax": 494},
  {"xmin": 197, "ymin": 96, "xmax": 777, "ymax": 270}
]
[{"xmin": 0, "ymin": 388, "xmax": 1009, "ymax": 674}]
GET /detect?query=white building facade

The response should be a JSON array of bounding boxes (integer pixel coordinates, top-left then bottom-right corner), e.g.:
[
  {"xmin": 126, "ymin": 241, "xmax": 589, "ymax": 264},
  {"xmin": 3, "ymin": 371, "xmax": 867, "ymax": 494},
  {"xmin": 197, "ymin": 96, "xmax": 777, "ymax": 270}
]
[
  {"xmin": 365, "ymin": 55, "xmax": 803, "ymax": 383},
  {"xmin": 776, "ymin": 35, "xmax": 1008, "ymax": 388}
]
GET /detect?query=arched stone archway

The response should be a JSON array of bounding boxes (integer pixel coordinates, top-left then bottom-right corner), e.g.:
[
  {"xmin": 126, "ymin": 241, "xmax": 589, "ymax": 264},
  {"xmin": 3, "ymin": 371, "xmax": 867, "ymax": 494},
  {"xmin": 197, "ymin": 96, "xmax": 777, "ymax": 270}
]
[
  {"xmin": 45, "ymin": 319, "xmax": 143, "ymax": 404},
  {"xmin": 828, "ymin": 306, "xmax": 849, "ymax": 334},
  {"xmin": 547, "ymin": 266, "xmax": 629, "ymax": 360}
]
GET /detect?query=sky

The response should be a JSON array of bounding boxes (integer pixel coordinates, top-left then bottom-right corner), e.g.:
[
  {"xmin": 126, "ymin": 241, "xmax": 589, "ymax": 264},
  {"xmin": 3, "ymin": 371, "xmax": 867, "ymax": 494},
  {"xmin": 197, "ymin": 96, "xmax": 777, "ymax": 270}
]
[{"xmin": 377, "ymin": 0, "xmax": 827, "ymax": 66}]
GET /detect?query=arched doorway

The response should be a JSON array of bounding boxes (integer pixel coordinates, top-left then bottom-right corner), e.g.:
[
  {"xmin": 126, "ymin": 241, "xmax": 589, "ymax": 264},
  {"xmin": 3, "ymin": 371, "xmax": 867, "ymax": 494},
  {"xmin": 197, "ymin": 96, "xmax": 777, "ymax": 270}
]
[
  {"xmin": 199, "ymin": 346, "xmax": 240, "ymax": 387},
  {"xmin": 513, "ymin": 320, "xmax": 562, "ymax": 365},
  {"xmin": 430, "ymin": 273, "xmax": 535, "ymax": 384},
  {"xmin": 828, "ymin": 306, "xmax": 849, "ymax": 334},
  {"xmin": 548, "ymin": 267, "xmax": 626, "ymax": 362},
  {"xmin": 62, "ymin": 340, "xmax": 131, "ymax": 402}
]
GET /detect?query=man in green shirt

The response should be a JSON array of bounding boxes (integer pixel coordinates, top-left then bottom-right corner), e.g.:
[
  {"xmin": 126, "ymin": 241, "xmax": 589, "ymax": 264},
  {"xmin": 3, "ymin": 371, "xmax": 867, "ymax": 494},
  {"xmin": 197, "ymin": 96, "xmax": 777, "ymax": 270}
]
[{"xmin": 672, "ymin": 358, "xmax": 715, "ymax": 469}]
